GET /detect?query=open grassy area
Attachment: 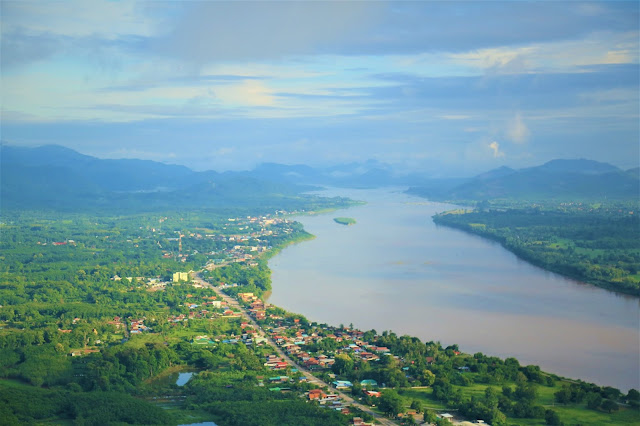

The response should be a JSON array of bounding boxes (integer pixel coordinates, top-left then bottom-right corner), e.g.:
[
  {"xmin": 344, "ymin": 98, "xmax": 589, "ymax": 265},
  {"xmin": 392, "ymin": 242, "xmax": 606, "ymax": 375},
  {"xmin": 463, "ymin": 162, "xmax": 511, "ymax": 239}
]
[
  {"xmin": 0, "ymin": 378, "xmax": 38, "ymax": 390},
  {"xmin": 391, "ymin": 381, "xmax": 640, "ymax": 425}
]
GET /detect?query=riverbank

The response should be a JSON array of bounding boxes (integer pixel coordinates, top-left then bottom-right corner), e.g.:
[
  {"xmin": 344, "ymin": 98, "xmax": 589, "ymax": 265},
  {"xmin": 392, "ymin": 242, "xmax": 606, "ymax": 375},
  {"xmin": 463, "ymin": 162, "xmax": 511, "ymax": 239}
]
[
  {"xmin": 247, "ymin": 286, "xmax": 640, "ymax": 425},
  {"xmin": 267, "ymin": 187, "xmax": 640, "ymax": 393},
  {"xmin": 432, "ymin": 208, "xmax": 640, "ymax": 297},
  {"xmin": 261, "ymin": 232, "xmax": 316, "ymax": 261}
]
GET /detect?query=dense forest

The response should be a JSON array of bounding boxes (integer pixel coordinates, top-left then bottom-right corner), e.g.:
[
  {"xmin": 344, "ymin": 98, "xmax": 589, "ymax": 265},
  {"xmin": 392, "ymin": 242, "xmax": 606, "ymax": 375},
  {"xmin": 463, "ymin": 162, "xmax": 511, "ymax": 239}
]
[{"xmin": 432, "ymin": 202, "xmax": 640, "ymax": 296}]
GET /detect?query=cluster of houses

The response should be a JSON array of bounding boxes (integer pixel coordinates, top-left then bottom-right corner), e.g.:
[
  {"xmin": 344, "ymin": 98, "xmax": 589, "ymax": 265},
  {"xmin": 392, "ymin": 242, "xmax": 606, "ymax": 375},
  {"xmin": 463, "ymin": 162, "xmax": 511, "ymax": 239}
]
[
  {"xmin": 160, "ymin": 215, "xmax": 298, "ymax": 268},
  {"xmin": 166, "ymin": 294, "xmax": 243, "ymax": 323},
  {"xmin": 249, "ymin": 307, "xmax": 397, "ymax": 372},
  {"xmin": 129, "ymin": 318, "xmax": 150, "ymax": 334},
  {"xmin": 238, "ymin": 293, "xmax": 267, "ymax": 320},
  {"xmin": 306, "ymin": 388, "xmax": 352, "ymax": 415}
]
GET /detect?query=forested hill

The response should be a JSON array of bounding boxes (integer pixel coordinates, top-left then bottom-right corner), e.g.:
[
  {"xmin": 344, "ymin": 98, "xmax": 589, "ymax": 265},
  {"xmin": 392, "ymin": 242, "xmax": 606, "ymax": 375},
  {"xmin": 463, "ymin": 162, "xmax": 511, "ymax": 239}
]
[
  {"xmin": 408, "ymin": 159, "xmax": 639, "ymax": 201},
  {"xmin": 0, "ymin": 144, "xmax": 342, "ymax": 213}
]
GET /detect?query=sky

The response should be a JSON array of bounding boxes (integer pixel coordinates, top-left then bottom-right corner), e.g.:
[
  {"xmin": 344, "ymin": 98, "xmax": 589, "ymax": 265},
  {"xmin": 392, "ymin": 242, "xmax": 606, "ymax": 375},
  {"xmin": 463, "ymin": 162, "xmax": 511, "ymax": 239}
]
[{"xmin": 1, "ymin": 0, "xmax": 639, "ymax": 175}]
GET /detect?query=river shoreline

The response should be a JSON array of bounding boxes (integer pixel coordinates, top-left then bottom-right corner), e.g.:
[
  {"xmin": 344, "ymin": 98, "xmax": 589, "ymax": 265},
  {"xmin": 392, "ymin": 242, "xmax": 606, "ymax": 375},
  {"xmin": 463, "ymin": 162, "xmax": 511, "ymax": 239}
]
[
  {"xmin": 267, "ymin": 187, "xmax": 640, "ymax": 392},
  {"xmin": 432, "ymin": 216, "xmax": 639, "ymax": 298}
]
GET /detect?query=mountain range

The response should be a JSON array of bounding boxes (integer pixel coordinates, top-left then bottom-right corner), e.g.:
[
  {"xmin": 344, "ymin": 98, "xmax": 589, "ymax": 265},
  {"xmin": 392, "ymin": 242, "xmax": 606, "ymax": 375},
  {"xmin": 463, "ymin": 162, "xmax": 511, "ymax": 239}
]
[
  {"xmin": 0, "ymin": 145, "xmax": 313, "ymax": 212},
  {"xmin": 2, "ymin": 144, "xmax": 638, "ymax": 212},
  {"xmin": 408, "ymin": 159, "xmax": 639, "ymax": 201}
]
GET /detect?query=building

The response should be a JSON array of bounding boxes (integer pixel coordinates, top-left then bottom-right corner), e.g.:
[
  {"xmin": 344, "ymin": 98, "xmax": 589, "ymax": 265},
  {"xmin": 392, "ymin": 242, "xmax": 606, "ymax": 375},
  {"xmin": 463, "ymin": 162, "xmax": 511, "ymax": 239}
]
[{"xmin": 173, "ymin": 272, "xmax": 189, "ymax": 282}]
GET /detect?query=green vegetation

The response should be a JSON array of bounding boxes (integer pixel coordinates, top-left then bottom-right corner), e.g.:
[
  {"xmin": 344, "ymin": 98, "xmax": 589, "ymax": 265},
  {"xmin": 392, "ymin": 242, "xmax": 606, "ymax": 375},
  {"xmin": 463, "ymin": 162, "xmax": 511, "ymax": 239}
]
[
  {"xmin": 433, "ymin": 202, "xmax": 640, "ymax": 296},
  {"xmin": 0, "ymin": 193, "xmax": 637, "ymax": 424},
  {"xmin": 333, "ymin": 217, "xmax": 357, "ymax": 226},
  {"xmin": 257, "ymin": 309, "xmax": 638, "ymax": 425},
  {"xmin": 0, "ymin": 204, "xmax": 357, "ymax": 425}
]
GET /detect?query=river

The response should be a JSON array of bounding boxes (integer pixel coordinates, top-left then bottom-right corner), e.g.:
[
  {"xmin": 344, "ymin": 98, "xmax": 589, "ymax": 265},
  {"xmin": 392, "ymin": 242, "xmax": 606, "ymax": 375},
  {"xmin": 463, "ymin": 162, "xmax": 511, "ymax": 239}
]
[{"xmin": 267, "ymin": 188, "xmax": 640, "ymax": 392}]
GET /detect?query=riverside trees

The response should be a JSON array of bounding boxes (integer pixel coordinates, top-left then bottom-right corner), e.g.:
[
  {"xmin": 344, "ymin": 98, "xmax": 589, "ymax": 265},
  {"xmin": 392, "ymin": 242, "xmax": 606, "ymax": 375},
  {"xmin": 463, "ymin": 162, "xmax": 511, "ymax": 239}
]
[{"xmin": 433, "ymin": 202, "xmax": 640, "ymax": 295}]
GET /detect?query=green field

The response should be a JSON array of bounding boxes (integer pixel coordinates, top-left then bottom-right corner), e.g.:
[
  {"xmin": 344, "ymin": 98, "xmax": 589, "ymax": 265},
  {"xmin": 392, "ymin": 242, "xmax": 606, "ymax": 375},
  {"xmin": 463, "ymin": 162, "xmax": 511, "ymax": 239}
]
[{"xmin": 394, "ymin": 380, "xmax": 640, "ymax": 425}]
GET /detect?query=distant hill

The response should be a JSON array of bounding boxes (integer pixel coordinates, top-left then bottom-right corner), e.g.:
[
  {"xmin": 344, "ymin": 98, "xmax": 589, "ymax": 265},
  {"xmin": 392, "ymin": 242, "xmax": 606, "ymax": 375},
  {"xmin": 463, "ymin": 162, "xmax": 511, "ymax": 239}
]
[
  {"xmin": 408, "ymin": 159, "xmax": 639, "ymax": 201},
  {"xmin": 474, "ymin": 166, "xmax": 516, "ymax": 181},
  {"xmin": 0, "ymin": 144, "xmax": 318, "ymax": 212},
  {"xmin": 244, "ymin": 160, "xmax": 432, "ymax": 188},
  {"xmin": 2, "ymin": 144, "xmax": 198, "ymax": 192}
]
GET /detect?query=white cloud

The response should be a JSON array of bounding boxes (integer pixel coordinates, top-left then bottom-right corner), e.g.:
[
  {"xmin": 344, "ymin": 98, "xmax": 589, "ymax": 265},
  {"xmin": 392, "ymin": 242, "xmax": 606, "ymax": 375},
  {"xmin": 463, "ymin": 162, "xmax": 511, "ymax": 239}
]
[
  {"xmin": 450, "ymin": 47, "xmax": 536, "ymax": 74},
  {"xmin": 447, "ymin": 31, "xmax": 639, "ymax": 75},
  {"xmin": 215, "ymin": 80, "xmax": 276, "ymax": 107},
  {"xmin": 506, "ymin": 112, "xmax": 531, "ymax": 144},
  {"xmin": 489, "ymin": 141, "xmax": 505, "ymax": 158}
]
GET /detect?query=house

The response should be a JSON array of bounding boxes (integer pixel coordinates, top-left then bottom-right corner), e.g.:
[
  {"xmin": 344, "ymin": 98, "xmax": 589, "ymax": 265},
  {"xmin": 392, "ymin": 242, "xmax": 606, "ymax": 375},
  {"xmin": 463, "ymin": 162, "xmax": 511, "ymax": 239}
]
[
  {"xmin": 238, "ymin": 292, "xmax": 256, "ymax": 302},
  {"xmin": 364, "ymin": 390, "xmax": 381, "ymax": 398},
  {"xmin": 193, "ymin": 335, "xmax": 215, "ymax": 345},
  {"xmin": 360, "ymin": 379, "xmax": 378, "ymax": 387},
  {"xmin": 208, "ymin": 300, "xmax": 222, "ymax": 308},
  {"xmin": 308, "ymin": 389, "xmax": 327, "ymax": 400},
  {"xmin": 333, "ymin": 380, "xmax": 353, "ymax": 389}
]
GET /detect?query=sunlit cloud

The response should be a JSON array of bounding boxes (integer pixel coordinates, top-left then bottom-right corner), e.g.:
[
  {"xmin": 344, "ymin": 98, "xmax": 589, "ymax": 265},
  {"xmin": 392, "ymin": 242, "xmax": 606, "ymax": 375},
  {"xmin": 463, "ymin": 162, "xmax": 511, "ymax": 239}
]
[
  {"xmin": 506, "ymin": 113, "xmax": 531, "ymax": 145},
  {"xmin": 489, "ymin": 141, "xmax": 505, "ymax": 158},
  {"xmin": 448, "ymin": 31, "xmax": 639, "ymax": 75}
]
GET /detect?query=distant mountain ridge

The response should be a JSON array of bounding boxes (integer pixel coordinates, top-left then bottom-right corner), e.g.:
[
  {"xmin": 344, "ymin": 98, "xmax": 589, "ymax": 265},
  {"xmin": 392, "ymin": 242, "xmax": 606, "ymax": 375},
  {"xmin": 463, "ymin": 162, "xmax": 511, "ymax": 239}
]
[
  {"xmin": 0, "ymin": 144, "xmax": 316, "ymax": 212},
  {"xmin": 3, "ymin": 144, "xmax": 198, "ymax": 192},
  {"xmin": 3, "ymin": 145, "xmax": 637, "ymax": 210},
  {"xmin": 408, "ymin": 159, "xmax": 639, "ymax": 201}
]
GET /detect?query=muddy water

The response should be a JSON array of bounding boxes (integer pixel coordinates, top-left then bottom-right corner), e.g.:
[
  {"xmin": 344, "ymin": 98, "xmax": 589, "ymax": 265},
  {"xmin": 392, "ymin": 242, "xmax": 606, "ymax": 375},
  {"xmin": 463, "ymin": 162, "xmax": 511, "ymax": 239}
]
[{"xmin": 268, "ymin": 188, "xmax": 640, "ymax": 392}]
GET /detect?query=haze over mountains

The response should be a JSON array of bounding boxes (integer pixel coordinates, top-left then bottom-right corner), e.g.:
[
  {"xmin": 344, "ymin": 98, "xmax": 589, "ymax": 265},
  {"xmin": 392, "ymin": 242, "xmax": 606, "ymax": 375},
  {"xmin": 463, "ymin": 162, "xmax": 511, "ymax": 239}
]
[
  {"xmin": 1, "ymin": 144, "xmax": 638, "ymax": 211},
  {"xmin": 408, "ymin": 159, "xmax": 640, "ymax": 201}
]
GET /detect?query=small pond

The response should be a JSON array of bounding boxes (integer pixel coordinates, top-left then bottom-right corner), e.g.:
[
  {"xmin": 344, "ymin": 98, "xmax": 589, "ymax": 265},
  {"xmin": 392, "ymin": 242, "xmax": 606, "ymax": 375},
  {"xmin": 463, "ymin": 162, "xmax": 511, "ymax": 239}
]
[{"xmin": 176, "ymin": 372, "xmax": 194, "ymax": 386}]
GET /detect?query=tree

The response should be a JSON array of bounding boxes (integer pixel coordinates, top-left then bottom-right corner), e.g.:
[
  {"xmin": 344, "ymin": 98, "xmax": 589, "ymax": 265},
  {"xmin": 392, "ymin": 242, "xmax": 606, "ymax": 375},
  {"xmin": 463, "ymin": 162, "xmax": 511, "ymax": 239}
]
[
  {"xmin": 544, "ymin": 409, "xmax": 562, "ymax": 426},
  {"xmin": 423, "ymin": 409, "xmax": 438, "ymax": 424},
  {"xmin": 627, "ymin": 388, "xmax": 640, "ymax": 407},
  {"xmin": 331, "ymin": 354, "xmax": 354, "ymax": 377},
  {"xmin": 351, "ymin": 381, "xmax": 362, "ymax": 397},
  {"xmin": 379, "ymin": 390, "xmax": 403, "ymax": 417},
  {"xmin": 404, "ymin": 415, "xmax": 417, "ymax": 425},
  {"xmin": 585, "ymin": 392, "xmax": 603, "ymax": 410},
  {"xmin": 554, "ymin": 386, "xmax": 571, "ymax": 404},
  {"xmin": 514, "ymin": 381, "xmax": 537, "ymax": 403},
  {"xmin": 600, "ymin": 399, "xmax": 619, "ymax": 414},
  {"xmin": 410, "ymin": 399, "xmax": 422, "ymax": 413},
  {"xmin": 420, "ymin": 369, "xmax": 435, "ymax": 386},
  {"xmin": 484, "ymin": 386, "xmax": 499, "ymax": 409}
]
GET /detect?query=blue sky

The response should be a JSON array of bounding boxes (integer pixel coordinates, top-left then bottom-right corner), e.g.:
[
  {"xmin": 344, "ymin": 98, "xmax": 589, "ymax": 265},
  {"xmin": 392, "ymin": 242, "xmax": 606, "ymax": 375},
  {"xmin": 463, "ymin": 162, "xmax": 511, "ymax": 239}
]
[{"xmin": 2, "ymin": 1, "xmax": 638, "ymax": 175}]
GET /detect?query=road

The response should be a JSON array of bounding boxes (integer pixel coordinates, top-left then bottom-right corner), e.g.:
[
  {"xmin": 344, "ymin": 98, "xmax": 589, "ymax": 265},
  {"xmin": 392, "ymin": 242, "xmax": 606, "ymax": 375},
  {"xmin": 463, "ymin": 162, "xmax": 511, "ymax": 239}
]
[{"xmin": 192, "ymin": 272, "xmax": 397, "ymax": 426}]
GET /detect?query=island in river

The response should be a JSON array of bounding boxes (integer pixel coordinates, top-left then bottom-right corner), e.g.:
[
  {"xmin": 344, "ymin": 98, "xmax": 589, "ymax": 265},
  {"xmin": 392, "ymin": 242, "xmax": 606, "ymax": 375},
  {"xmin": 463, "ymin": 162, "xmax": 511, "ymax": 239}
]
[{"xmin": 334, "ymin": 217, "xmax": 357, "ymax": 226}]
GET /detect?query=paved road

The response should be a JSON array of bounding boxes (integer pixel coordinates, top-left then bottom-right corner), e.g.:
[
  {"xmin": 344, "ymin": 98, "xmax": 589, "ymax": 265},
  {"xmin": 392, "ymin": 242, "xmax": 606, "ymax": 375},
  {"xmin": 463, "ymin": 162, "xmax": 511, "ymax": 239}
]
[{"xmin": 192, "ymin": 272, "xmax": 397, "ymax": 426}]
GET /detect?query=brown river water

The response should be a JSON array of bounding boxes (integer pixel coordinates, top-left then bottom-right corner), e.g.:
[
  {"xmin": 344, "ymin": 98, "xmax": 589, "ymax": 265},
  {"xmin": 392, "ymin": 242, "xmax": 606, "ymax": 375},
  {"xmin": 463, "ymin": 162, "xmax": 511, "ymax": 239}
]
[{"xmin": 267, "ymin": 188, "xmax": 640, "ymax": 392}]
